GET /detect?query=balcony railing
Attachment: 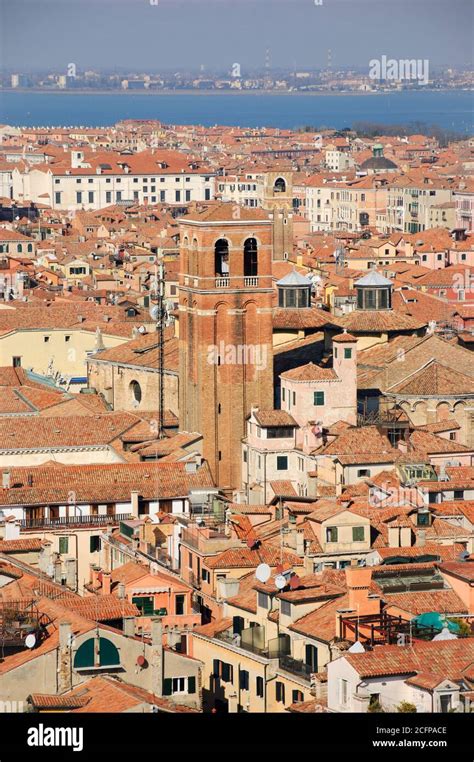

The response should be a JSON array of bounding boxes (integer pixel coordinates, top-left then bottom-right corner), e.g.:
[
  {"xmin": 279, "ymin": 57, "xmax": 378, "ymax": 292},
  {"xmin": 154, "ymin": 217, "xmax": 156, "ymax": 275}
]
[
  {"xmin": 279, "ymin": 655, "xmax": 313, "ymax": 681},
  {"xmin": 244, "ymin": 276, "xmax": 259, "ymax": 287},
  {"xmin": 182, "ymin": 274, "xmax": 272, "ymax": 291},
  {"xmin": 20, "ymin": 513, "xmax": 131, "ymax": 530}
]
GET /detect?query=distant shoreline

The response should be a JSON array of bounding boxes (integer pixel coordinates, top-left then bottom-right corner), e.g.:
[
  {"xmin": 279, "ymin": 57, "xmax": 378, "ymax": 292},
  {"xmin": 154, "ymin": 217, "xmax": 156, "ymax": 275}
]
[{"xmin": 2, "ymin": 87, "xmax": 471, "ymax": 98}]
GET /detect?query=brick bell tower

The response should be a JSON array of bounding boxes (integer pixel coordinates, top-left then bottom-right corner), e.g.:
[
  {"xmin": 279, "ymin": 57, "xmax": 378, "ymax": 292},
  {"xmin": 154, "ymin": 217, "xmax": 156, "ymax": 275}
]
[
  {"xmin": 178, "ymin": 204, "xmax": 274, "ymax": 491},
  {"xmin": 262, "ymin": 172, "xmax": 293, "ymax": 261}
]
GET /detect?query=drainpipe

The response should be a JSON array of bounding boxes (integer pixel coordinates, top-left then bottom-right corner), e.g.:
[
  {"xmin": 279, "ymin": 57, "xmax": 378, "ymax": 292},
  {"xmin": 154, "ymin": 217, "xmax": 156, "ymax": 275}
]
[
  {"xmin": 263, "ymin": 451, "xmax": 267, "ymax": 505},
  {"xmin": 246, "ymin": 444, "xmax": 250, "ymax": 504}
]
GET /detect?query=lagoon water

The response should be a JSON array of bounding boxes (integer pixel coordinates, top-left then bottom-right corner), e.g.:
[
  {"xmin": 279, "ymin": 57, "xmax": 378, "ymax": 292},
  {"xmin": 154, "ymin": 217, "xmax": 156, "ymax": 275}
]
[{"xmin": 0, "ymin": 89, "xmax": 472, "ymax": 133}]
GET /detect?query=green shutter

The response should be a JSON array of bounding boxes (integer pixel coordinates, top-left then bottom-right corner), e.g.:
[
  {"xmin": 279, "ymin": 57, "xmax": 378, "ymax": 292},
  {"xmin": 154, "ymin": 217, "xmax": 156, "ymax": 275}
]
[
  {"xmin": 73, "ymin": 638, "xmax": 95, "ymax": 669},
  {"xmin": 59, "ymin": 536, "xmax": 69, "ymax": 554},
  {"xmin": 188, "ymin": 676, "xmax": 196, "ymax": 694},
  {"xmin": 163, "ymin": 678, "xmax": 173, "ymax": 696},
  {"xmin": 99, "ymin": 637, "xmax": 120, "ymax": 667},
  {"xmin": 132, "ymin": 596, "xmax": 154, "ymax": 615}
]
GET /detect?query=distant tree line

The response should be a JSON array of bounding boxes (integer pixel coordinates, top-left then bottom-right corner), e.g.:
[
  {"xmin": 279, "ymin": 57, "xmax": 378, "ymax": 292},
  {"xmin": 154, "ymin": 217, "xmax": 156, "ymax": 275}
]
[
  {"xmin": 352, "ymin": 121, "xmax": 462, "ymax": 146},
  {"xmin": 296, "ymin": 122, "xmax": 463, "ymax": 146}
]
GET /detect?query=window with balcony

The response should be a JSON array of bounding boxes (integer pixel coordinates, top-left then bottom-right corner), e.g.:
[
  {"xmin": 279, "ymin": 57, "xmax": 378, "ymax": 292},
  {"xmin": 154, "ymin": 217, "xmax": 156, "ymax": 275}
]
[
  {"xmin": 215, "ymin": 239, "xmax": 229, "ymax": 277},
  {"xmin": 244, "ymin": 238, "xmax": 258, "ymax": 277}
]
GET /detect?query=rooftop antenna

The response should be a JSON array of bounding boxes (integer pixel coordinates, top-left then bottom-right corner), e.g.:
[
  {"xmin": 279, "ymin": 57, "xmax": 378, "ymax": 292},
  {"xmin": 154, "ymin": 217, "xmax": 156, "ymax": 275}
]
[
  {"xmin": 264, "ymin": 47, "xmax": 271, "ymax": 89},
  {"xmin": 150, "ymin": 261, "xmax": 166, "ymax": 438},
  {"xmin": 327, "ymin": 49, "xmax": 332, "ymax": 76}
]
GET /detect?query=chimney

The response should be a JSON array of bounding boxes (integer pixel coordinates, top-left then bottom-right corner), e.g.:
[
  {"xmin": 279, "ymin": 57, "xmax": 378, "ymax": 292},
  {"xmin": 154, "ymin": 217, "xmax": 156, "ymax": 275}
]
[
  {"xmin": 118, "ymin": 582, "xmax": 126, "ymax": 599},
  {"xmin": 102, "ymin": 571, "xmax": 112, "ymax": 595},
  {"xmin": 90, "ymin": 563, "xmax": 101, "ymax": 587},
  {"xmin": 150, "ymin": 617, "xmax": 163, "ymax": 696},
  {"xmin": 388, "ymin": 525, "xmax": 400, "ymax": 548},
  {"xmin": 4, "ymin": 517, "xmax": 20, "ymax": 541},
  {"xmin": 2, "ymin": 470, "xmax": 10, "ymax": 489},
  {"xmin": 416, "ymin": 529, "xmax": 426, "ymax": 547},
  {"xmin": 58, "ymin": 622, "xmax": 73, "ymax": 693},
  {"xmin": 130, "ymin": 491, "xmax": 139, "ymax": 514},
  {"xmin": 123, "ymin": 616, "xmax": 135, "ymax": 638},
  {"xmin": 345, "ymin": 567, "xmax": 379, "ymax": 616},
  {"xmin": 296, "ymin": 530, "xmax": 305, "ymax": 557},
  {"xmin": 38, "ymin": 541, "xmax": 53, "ymax": 574},
  {"xmin": 65, "ymin": 557, "xmax": 77, "ymax": 591},
  {"xmin": 54, "ymin": 557, "xmax": 62, "ymax": 584}
]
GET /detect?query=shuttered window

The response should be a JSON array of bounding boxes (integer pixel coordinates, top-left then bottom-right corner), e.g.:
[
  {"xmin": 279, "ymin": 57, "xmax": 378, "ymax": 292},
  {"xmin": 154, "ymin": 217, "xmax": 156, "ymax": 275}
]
[
  {"xmin": 276, "ymin": 682, "xmax": 285, "ymax": 703},
  {"xmin": 132, "ymin": 596, "xmax": 154, "ymax": 616}
]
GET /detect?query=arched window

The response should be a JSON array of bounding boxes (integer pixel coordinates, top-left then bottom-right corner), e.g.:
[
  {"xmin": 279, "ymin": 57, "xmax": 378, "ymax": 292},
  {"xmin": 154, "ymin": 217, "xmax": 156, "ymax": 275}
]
[
  {"xmin": 274, "ymin": 177, "xmax": 286, "ymax": 194},
  {"xmin": 130, "ymin": 380, "xmax": 142, "ymax": 404},
  {"xmin": 214, "ymin": 239, "xmax": 229, "ymax": 276},
  {"xmin": 244, "ymin": 238, "xmax": 258, "ymax": 277}
]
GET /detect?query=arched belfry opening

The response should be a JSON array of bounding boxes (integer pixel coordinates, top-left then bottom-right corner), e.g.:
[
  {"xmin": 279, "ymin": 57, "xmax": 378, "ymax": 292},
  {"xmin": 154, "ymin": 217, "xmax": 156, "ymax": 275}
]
[
  {"xmin": 214, "ymin": 239, "xmax": 230, "ymax": 276},
  {"xmin": 244, "ymin": 238, "xmax": 258, "ymax": 277},
  {"xmin": 274, "ymin": 177, "xmax": 286, "ymax": 194}
]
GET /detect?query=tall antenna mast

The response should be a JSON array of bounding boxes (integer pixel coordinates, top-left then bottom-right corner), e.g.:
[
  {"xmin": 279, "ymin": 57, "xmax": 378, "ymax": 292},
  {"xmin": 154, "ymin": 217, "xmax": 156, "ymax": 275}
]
[
  {"xmin": 158, "ymin": 261, "xmax": 166, "ymax": 439},
  {"xmin": 150, "ymin": 261, "xmax": 166, "ymax": 439}
]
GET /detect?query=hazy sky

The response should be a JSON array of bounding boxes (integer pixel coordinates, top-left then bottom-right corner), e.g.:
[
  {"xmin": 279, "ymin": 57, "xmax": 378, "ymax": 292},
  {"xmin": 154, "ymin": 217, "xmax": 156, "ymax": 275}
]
[{"xmin": 1, "ymin": 0, "xmax": 472, "ymax": 73}]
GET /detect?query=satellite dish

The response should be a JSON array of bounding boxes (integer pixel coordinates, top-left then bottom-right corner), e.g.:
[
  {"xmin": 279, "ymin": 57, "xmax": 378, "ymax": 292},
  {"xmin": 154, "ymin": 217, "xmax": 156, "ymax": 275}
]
[
  {"xmin": 348, "ymin": 640, "xmax": 365, "ymax": 653},
  {"xmin": 255, "ymin": 563, "xmax": 271, "ymax": 583},
  {"xmin": 149, "ymin": 304, "xmax": 160, "ymax": 321},
  {"xmin": 275, "ymin": 574, "xmax": 287, "ymax": 590},
  {"xmin": 25, "ymin": 633, "xmax": 36, "ymax": 649}
]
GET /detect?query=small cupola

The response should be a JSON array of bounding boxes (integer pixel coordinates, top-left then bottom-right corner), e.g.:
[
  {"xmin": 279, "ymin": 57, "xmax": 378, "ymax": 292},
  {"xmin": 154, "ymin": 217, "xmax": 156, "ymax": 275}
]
[
  {"xmin": 355, "ymin": 270, "xmax": 393, "ymax": 311},
  {"xmin": 277, "ymin": 269, "xmax": 312, "ymax": 309}
]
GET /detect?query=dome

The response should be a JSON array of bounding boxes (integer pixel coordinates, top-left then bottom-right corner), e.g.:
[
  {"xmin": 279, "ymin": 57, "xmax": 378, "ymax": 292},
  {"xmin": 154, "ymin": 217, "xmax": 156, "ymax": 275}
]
[
  {"xmin": 276, "ymin": 269, "xmax": 313, "ymax": 287},
  {"xmin": 355, "ymin": 271, "xmax": 393, "ymax": 288},
  {"xmin": 359, "ymin": 156, "xmax": 398, "ymax": 171}
]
